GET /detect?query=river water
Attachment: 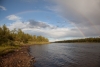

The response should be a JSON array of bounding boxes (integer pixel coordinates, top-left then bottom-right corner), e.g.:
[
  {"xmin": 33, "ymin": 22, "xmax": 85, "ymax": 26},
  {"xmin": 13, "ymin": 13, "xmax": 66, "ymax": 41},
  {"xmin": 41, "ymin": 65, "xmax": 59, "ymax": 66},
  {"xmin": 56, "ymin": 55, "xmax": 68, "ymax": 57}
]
[{"xmin": 30, "ymin": 43, "xmax": 100, "ymax": 67}]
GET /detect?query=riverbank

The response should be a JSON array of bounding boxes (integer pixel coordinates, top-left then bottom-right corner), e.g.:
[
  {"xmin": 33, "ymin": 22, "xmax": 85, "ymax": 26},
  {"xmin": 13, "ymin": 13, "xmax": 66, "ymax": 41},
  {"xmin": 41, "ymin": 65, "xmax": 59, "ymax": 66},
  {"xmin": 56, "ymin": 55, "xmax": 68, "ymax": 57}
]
[
  {"xmin": 53, "ymin": 37, "xmax": 100, "ymax": 43},
  {"xmin": 0, "ymin": 45, "xmax": 35, "ymax": 67}
]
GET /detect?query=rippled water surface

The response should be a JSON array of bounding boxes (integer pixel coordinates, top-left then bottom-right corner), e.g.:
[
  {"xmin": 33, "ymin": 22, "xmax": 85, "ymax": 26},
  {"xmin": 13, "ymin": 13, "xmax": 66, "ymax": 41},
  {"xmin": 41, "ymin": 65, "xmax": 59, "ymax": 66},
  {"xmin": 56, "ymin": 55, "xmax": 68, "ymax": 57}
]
[{"xmin": 30, "ymin": 43, "xmax": 100, "ymax": 67}]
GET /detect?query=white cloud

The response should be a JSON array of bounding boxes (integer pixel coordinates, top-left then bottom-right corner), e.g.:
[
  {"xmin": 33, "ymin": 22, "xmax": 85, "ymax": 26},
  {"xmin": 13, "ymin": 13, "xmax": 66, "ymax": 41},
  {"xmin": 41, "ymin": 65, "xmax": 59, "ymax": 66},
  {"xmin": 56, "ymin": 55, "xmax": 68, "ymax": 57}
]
[
  {"xmin": 8, "ymin": 21, "xmax": 28, "ymax": 30},
  {"xmin": 6, "ymin": 15, "xmax": 21, "ymax": 21},
  {"xmin": 0, "ymin": 6, "xmax": 6, "ymax": 11},
  {"xmin": 7, "ymin": 15, "xmax": 56, "ymax": 29},
  {"xmin": 22, "ymin": 27, "xmax": 85, "ymax": 42},
  {"xmin": 8, "ymin": 20, "xmax": 56, "ymax": 30}
]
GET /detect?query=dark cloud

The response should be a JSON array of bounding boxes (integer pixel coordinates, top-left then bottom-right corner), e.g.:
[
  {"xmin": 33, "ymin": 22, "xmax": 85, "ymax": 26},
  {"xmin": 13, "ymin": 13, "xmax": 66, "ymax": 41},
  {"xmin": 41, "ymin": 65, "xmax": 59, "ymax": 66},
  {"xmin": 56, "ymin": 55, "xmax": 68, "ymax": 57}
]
[
  {"xmin": 50, "ymin": 0, "xmax": 100, "ymax": 25},
  {"xmin": 28, "ymin": 20, "xmax": 56, "ymax": 29},
  {"xmin": 49, "ymin": 0, "xmax": 100, "ymax": 37}
]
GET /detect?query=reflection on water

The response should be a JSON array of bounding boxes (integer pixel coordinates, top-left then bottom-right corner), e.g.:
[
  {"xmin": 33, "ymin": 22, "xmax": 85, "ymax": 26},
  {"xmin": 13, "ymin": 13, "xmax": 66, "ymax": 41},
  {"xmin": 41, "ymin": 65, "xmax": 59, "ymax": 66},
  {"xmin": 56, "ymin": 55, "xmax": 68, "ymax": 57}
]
[{"xmin": 30, "ymin": 43, "xmax": 100, "ymax": 67}]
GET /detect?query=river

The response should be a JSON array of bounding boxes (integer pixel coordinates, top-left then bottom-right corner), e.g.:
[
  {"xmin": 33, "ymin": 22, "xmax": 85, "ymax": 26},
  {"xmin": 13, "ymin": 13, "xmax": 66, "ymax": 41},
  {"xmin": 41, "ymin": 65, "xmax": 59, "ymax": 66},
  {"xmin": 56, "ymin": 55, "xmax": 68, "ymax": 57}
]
[{"xmin": 30, "ymin": 43, "xmax": 100, "ymax": 67}]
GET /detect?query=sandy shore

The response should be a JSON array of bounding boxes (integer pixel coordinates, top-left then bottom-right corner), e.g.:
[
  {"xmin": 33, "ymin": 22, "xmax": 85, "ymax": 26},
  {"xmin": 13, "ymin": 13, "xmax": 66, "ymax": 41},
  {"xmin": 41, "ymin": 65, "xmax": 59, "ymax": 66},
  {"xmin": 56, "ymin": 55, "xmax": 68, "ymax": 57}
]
[{"xmin": 0, "ymin": 46, "xmax": 35, "ymax": 67}]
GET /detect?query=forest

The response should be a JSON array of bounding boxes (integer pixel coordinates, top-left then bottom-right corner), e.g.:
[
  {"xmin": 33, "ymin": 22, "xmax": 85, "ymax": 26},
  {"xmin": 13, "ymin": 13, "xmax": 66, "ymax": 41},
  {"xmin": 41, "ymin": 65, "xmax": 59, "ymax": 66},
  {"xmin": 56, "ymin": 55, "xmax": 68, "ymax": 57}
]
[
  {"xmin": 54, "ymin": 37, "xmax": 100, "ymax": 43},
  {"xmin": 0, "ymin": 24, "xmax": 49, "ymax": 46}
]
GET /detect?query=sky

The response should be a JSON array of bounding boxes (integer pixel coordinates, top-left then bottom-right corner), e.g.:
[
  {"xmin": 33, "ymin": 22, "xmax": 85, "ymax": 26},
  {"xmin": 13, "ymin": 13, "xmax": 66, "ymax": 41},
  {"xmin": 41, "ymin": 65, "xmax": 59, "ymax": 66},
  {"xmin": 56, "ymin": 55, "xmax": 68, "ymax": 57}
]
[{"xmin": 0, "ymin": 0, "xmax": 100, "ymax": 42}]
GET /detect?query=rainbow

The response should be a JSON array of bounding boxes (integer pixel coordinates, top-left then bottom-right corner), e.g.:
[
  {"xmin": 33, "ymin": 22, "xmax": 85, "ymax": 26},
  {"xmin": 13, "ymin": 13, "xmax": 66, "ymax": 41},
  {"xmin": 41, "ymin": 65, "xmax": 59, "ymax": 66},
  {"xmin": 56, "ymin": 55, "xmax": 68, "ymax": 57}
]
[{"xmin": 72, "ymin": 8, "xmax": 100, "ymax": 36}]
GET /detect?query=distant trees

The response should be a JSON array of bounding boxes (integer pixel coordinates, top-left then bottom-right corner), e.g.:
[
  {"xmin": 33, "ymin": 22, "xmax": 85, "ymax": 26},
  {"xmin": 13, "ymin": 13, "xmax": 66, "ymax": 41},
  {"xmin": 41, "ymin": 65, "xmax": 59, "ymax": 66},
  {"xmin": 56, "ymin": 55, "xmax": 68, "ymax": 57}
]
[
  {"xmin": 54, "ymin": 38, "xmax": 100, "ymax": 43},
  {"xmin": 0, "ymin": 24, "xmax": 49, "ymax": 46}
]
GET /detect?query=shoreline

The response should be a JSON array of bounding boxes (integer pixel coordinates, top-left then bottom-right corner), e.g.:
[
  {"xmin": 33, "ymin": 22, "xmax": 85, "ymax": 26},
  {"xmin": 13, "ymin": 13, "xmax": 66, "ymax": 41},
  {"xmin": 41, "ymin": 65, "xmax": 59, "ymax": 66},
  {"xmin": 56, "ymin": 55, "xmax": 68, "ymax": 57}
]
[{"xmin": 0, "ymin": 45, "xmax": 35, "ymax": 67}]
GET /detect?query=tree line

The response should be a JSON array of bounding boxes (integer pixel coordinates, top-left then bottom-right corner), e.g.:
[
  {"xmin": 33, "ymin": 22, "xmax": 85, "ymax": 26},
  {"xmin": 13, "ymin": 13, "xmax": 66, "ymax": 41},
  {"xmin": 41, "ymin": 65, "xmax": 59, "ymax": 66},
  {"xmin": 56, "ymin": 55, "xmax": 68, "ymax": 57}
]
[
  {"xmin": 0, "ymin": 24, "xmax": 49, "ymax": 46},
  {"xmin": 54, "ymin": 37, "xmax": 100, "ymax": 43}
]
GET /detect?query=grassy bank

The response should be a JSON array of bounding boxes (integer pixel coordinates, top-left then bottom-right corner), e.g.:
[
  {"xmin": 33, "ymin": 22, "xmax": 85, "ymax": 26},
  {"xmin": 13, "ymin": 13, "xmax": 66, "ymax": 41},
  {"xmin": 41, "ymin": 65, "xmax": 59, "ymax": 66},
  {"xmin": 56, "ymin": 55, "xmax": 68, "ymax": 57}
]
[
  {"xmin": 0, "ymin": 42, "xmax": 50, "ymax": 56},
  {"xmin": 0, "ymin": 45, "xmax": 20, "ymax": 56},
  {"xmin": 0, "ymin": 41, "xmax": 50, "ymax": 56}
]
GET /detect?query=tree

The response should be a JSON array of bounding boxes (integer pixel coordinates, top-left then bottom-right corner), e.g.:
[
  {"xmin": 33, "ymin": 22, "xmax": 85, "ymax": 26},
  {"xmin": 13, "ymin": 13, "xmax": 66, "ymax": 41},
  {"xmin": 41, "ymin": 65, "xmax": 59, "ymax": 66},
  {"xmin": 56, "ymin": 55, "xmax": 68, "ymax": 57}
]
[
  {"xmin": 32, "ymin": 35, "xmax": 37, "ymax": 42},
  {"xmin": 0, "ymin": 24, "xmax": 49, "ymax": 46}
]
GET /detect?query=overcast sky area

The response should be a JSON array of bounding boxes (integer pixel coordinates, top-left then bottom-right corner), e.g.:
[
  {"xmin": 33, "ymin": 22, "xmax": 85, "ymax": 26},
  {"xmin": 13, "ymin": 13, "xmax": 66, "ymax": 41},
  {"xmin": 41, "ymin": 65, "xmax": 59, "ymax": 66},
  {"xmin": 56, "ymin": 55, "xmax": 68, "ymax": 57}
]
[{"xmin": 0, "ymin": 0, "xmax": 100, "ymax": 42}]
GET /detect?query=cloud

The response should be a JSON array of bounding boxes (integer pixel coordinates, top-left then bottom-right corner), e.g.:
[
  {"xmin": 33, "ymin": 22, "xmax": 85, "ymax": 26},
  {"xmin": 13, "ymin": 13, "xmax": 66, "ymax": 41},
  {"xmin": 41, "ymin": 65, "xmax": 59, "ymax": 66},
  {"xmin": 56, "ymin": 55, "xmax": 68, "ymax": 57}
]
[
  {"xmin": 8, "ymin": 21, "xmax": 28, "ymax": 30},
  {"xmin": 28, "ymin": 20, "xmax": 56, "ymax": 29},
  {"xmin": 6, "ymin": 15, "xmax": 21, "ymax": 21},
  {"xmin": 47, "ymin": 0, "xmax": 100, "ymax": 37},
  {"xmin": 0, "ymin": 6, "xmax": 6, "ymax": 11},
  {"xmin": 22, "ymin": 27, "xmax": 87, "ymax": 42},
  {"xmin": 8, "ymin": 20, "xmax": 56, "ymax": 30},
  {"xmin": 8, "ymin": 20, "xmax": 84, "ymax": 38},
  {"xmin": 7, "ymin": 15, "xmax": 56, "ymax": 30}
]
